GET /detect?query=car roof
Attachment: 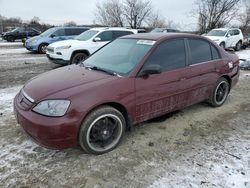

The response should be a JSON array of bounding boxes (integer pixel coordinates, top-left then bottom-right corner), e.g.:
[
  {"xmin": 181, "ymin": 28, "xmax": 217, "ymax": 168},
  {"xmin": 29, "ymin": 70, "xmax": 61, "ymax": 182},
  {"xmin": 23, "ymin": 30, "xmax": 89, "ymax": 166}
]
[
  {"xmin": 89, "ymin": 27, "xmax": 140, "ymax": 32},
  {"xmin": 120, "ymin": 33, "xmax": 204, "ymax": 41}
]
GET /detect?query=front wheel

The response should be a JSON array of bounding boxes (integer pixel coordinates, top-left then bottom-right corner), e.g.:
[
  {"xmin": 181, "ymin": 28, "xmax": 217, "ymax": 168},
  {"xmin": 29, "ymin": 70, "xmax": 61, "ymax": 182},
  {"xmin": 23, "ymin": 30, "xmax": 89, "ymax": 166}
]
[
  {"xmin": 79, "ymin": 106, "xmax": 126, "ymax": 155},
  {"xmin": 38, "ymin": 43, "xmax": 48, "ymax": 54},
  {"xmin": 7, "ymin": 36, "xmax": 15, "ymax": 42},
  {"xmin": 71, "ymin": 52, "xmax": 87, "ymax": 64},
  {"xmin": 219, "ymin": 42, "xmax": 225, "ymax": 49},
  {"xmin": 209, "ymin": 78, "xmax": 230, "ymax": 107}
]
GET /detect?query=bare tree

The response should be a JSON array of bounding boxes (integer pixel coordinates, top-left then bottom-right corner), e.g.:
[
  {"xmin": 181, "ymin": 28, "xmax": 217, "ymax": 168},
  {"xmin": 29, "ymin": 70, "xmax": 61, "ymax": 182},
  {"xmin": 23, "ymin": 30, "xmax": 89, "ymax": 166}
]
[
  {"xmin": 194, "ymin": 0, "xmax": 241, "ymax": 34},
  {"xmin": 95, "ymin": 0, "xmax": 124, "ymax": 27},
  {"xmin": 64, "ymin": 21, "xmax": 77, "ymax": 26},
  {"xmin": 239, "ymin": 0, "xmax": 250, "ymax": 35},
  {"xmin": 123, "ymin": 0, "xmax": 152, "ymax": 28},
  {"xmin": 146, "ymin": 11, "xmax": 166, "ymax": 28}
]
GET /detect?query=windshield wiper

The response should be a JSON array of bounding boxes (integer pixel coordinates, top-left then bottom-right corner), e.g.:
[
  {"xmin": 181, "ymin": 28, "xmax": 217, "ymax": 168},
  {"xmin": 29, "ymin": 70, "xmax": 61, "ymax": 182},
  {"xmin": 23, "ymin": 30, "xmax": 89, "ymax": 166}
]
[{"xmin": 84, "ymin": 65, "xmax": 121, "ymax": 77}]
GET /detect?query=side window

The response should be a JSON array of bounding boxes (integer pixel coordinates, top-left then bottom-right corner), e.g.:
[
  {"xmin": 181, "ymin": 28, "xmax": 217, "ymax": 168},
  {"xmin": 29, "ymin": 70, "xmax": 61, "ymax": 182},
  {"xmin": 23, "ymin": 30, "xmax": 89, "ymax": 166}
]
[
  {"xmin": 143, "ymin": 39, "xmax": 186, "ymax": 72},
  {"xmin": 65, "ymin": 28, "xmax": 87, "ymax": 36},
  {"xmin": 189, "ymin": 39, "xmax": 212, "ymax": 64},
  {"xmin": 211, "ymin": 45, "xmax": 220, "ymax": 60},
  {"xmin": 53, "ymin": 29, "xmax": 65, "ymax": 37},
  {"xmin": 227, "ymin": 30, "xmax": 234, "ymax": 36},
  {"xmin": 233, "ymin": 29, "xmax": 240, "ymax": 35},
  {"xmin": 113, "ymin": 31, "xmax": 133, "ymax": 39},
  {"xmin": 96, "ymin": 31, "xmax": 113, "ymax": 41}
]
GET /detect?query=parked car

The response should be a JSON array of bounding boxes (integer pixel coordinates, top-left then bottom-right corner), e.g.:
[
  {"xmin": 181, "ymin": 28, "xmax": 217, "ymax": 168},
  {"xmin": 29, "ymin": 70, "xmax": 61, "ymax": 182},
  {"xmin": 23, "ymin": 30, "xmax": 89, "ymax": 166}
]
[
  {"xmin": 25, "ymin": 27, "xmax": 89, "ymax": 54},
  {"xmin": 46, "ymin": 27, "xmax": 138, "ymax": 65},
  {"xmin": 150, "ymin": 28, "xmax": 180, "ymax": 33},
  {"xmin": 239, "ymin": 59, "xmax": 250, "ymax": 69},
  {"xmin": 205, "ymin": 28, "xmax": 243, "ymax": 51},
  {"xmin": 1, "ymin": 27, "xmax": 40, "ymax": 42},
  {"xmin": 14, "ymin": 33, "xmax": 240, "ymax": 154}
]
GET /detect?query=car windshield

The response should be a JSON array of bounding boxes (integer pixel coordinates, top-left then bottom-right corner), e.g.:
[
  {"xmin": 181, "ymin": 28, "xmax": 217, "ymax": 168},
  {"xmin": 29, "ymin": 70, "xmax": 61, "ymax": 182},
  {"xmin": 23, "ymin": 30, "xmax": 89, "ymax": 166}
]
[
  {"xmin": 75, "ymin": 30, "xmax": 99, "ymax": 41},
  {"xmin": 40, "ymin": 28, "xmax": 58, "ymax": 37},
  {"xmin": 83, "ymin": 38, "xmax": 154, "ymax": 76},
  {"xmin": 207, "ymin": 30, "xmax": 227, "ymax": 36}
]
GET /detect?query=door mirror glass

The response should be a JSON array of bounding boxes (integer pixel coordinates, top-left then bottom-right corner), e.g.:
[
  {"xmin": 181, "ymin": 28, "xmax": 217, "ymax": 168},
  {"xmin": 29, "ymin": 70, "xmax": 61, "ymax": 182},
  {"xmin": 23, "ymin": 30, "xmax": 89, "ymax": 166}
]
[
  {"xmin": 50, "ymin": 34, "xmax": 56, "ymax": 38},
  {"xmin": 139, "ymin": 64, "xmax": 162, "ymax": 77},
  {"xmin": 93, "ymin": 37, "xmax": 101, "ymax": 42}
]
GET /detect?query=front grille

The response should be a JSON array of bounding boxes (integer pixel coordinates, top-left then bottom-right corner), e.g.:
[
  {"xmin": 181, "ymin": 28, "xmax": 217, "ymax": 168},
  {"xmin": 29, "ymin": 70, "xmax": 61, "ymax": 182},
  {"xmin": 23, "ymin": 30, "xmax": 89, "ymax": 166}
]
[
  {"xmin": 17, "ymin": 90, "xmax": 34, "ymax": 111},
  {"xmin": 47, "ymin": 47, "xmax": 54, "ymax": 53}
]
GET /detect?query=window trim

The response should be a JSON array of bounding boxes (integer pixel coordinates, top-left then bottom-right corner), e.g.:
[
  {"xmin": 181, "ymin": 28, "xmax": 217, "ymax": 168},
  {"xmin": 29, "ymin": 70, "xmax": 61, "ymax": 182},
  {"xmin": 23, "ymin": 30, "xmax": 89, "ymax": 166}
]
[
  {"xmin": 137, "ymin": 38, "xmax": 188, "ymax": 75},
  {"xmin": 187, "ymin": 38, "xmax": 220, "ymax": 66}
]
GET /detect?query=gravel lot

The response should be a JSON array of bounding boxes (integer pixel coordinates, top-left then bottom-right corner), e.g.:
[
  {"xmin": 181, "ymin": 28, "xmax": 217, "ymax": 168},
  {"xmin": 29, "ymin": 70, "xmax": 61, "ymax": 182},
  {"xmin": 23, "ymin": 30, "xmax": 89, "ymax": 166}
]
[{"xmin": 0, "ymin": 41, "xmax": 249, "ymax": 188}]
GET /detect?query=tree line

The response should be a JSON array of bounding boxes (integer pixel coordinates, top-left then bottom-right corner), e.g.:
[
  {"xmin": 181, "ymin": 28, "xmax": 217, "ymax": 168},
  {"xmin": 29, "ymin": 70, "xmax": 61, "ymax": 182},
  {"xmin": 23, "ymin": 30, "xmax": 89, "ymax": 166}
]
[{"xmin": 1, "ymin": 0, "xmax": 250, "ymax": 35}]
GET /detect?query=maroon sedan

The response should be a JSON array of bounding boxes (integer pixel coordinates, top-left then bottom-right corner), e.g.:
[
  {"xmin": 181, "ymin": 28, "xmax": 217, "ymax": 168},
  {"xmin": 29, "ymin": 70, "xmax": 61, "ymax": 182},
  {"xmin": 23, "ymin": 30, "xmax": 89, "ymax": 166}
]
[{"xmin": 14, "ymin": 33, "xmax": 240, "ymax": 154}]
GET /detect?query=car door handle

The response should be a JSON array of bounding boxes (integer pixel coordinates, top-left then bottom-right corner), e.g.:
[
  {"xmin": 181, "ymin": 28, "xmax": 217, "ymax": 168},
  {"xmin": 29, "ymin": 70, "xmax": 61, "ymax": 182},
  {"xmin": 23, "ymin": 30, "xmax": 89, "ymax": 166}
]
[{"xmin": 179, "ymin": 78, "xmax": 187, "ymax": 81}]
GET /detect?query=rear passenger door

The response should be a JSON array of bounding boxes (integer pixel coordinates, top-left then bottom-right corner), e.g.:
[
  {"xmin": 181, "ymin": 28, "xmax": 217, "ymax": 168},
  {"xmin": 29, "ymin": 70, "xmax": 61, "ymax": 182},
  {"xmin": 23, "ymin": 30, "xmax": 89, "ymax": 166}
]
[
  {"xmin": 135, "ymin": 38, "xmax": 191, "ymax": 122},
  {"xmin": 185, "ymin": 38, "xmax": 220, "ymax": 105}
]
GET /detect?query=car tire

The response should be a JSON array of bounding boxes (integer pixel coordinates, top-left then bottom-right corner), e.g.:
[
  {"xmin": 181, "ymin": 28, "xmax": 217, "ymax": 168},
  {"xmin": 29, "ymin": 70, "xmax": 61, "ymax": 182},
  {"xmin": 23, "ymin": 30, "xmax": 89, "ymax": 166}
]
[
  {"xmin": 209, "ymin": 77, "xmax": 230, "ymax": 107},
  {"xmin": 71, "ymin": 52, "xmax": 88, "ymax": 64},
  {"xmin": 235, "ymin": 41, "xmax": 242, "ymax": 51},
  {"xmin": 79, "ymin": 106, "xmax": 126, "ymax": 155},
  {"xmin": 6, "ymin": 36, "xmax": 15, "ymax": 42},
  {"xmin": 38, "ymin": 43, "xmax": 48, "ymax": 54},
  {"xmin": 219, "ymin": 42, "xmax": 225, "ymax": 49}
]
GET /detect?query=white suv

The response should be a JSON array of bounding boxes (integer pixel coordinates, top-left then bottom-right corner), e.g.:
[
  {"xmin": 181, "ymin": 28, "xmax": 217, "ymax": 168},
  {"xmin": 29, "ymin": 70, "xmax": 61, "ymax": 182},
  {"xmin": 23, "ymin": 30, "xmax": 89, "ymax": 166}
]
[
  {"xmin": 46, "ymin": 27, "xmax": 138, "ymax": 65},
  {"xmin": 205, "ymin": 28, "xmax": 243, "ymax": 51}
]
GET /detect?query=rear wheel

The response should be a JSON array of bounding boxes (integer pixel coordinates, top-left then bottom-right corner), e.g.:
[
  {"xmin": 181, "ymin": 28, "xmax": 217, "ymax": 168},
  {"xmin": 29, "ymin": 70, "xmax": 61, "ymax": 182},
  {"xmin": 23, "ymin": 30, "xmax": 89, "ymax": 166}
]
[
  {"xmin": 209, "ymin": 78, "xmax": 230, "ymax": 107},
  {"xmin": 235, "ymin": 41, "xmax": 242, "ymax": 51},
  {"xmin": 71, "ymin": 52, "xmax": 88, "ymax": 64},
  {"xmin": 6, "ymin": 36, "xmax": 15, "ymax": 42},
  {"xmin": 38, "ymin": 43, "xmax": 48, "ymax": 54},
  {"xmin": 79, "ymin": 106, "xmax": 126, "ymax": 155}
]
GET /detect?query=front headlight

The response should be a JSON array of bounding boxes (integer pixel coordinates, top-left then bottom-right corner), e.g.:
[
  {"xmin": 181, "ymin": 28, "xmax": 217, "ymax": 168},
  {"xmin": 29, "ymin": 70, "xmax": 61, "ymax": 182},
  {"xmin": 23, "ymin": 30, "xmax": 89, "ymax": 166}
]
[
  {"xmin": 56, "ymin": 45, "xmax": 71, "ymax": 50},
  {"xmin": 213, "ymin": 39, "xmax": 220, "ymax": 42},
  {"xmin": 31, "ymin": 39, "xmax": 37, "ymax": 43},
  {"xmin": 33, "ymin": 100, "xmax": 70, "ymax": 117}
]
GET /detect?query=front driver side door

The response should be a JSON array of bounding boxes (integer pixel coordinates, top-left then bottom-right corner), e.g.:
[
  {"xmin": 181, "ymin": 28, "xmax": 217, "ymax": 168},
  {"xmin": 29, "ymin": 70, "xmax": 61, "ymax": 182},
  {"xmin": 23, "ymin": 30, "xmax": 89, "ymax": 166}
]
[
  {"xmin": 135, "ymin": 38, "xmax": 190, "ymax": 123},
  {"xmin": 90, "ymin": 31, "xmax": 113, "ymax": 53}
]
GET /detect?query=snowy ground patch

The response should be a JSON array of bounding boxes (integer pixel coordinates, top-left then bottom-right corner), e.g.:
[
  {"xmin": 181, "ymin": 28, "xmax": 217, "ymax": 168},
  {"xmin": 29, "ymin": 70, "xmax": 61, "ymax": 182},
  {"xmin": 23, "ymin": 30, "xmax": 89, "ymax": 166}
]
[{"xmin": 0, "ymin": 86, "xmax": 22, "ymax": 114}]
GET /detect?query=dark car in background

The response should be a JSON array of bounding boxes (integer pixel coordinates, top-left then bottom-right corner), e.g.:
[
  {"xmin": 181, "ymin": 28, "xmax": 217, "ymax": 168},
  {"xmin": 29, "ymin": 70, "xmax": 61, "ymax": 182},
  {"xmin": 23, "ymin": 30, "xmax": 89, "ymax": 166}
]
[
  {"xmin": 14, "ymin": 33, "xmax": 240, "ymax": 154},
  {"xmin": 150, "ymin": 28, "xmax": 180, "ymax": 33},
  {"xmin": 25, "ymin": 27, "xmax": 89, "ymax": 53},
  {"xmin": 1, "ymin": 27, "xmax": 41, "ymax": 42}
]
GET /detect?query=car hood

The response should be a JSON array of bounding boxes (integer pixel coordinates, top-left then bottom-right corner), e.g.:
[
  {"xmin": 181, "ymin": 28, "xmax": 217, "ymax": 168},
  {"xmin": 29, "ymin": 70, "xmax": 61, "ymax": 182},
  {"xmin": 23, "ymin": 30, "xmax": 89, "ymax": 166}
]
[
  {"xmin": 206, "ymin": 36, "xmax": 224, "ymax": 41},
  {"xmin": 48, "ymin": 39, "xmax": 88, "ymax": 48},
  {"xmin": 23, "ymin": 65, "xmax": 115, "ymax": 102}
]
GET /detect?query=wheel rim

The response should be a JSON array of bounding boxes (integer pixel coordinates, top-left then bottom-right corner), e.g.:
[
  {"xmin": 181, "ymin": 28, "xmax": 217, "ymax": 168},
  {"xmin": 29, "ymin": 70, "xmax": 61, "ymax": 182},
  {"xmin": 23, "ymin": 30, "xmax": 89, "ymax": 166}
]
[
  {"xmin": 41, "ymin": 45, "xmax": 47, "ymax": 53},
  {"xmin": 73, "ymin": 54, "xmax": 86, "ymax": 64},
  {"xmin": 86, "ymin": 114, "xmax": 123, "ymax": 152},
  {"xmin": 214, "ymin": 81, "xmax": 229, "ymax": 105}
]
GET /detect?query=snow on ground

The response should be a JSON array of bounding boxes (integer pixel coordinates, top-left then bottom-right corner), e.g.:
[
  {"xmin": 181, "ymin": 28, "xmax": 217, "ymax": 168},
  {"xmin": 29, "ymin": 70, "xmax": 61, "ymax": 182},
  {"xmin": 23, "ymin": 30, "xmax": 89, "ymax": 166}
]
[
  {"xmin": 0, "ymin": 86, "xmax": 22, "ymax": 114},
  {"xmin": 0, "ymin": 42, "xmax": 23, "ymax": 47},
  {"xmin": 236, "ymin": 49, "xmax": 250, "ymax": 60},
  {"xmin": 0, "ymin": 48, "xmax": 29, "ymax": 55}
]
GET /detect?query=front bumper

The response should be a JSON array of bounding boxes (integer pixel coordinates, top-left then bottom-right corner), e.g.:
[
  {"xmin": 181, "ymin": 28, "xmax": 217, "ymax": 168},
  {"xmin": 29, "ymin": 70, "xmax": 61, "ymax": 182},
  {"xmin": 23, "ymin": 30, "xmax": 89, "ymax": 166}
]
[
  {"xmin": 46, "ymin": 54, "xmax": 70, "ymax": 65},
  {"xmin": 25, "ymin": 43, "xmax": 38, "ymax": 52},
  {"xmin": 14, "ymin": 93, "xmax": 81, "ymax": 149}
]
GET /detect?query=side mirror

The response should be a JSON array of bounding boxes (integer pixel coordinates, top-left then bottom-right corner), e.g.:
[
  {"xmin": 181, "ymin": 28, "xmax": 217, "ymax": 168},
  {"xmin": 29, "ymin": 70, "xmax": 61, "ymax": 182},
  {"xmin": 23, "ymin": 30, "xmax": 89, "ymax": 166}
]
[
  {"xmin": 139, "ymin": 64, "xmax": 162, "ymax": 77},
  {"xmin": 93, "ymin": 37, "xmax": 101, "ymax": 42},
  {"xmin": 50, "ymin": 34, "xmax": 56, "ymax": 38},
  {"xmin": 226, "ymin": 34, "xmax": 231, "ymax": 38}
]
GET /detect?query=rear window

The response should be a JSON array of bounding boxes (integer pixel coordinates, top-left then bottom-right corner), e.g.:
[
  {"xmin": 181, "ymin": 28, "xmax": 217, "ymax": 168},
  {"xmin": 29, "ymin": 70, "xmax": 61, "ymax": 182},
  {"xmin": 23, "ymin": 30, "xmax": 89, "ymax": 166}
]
[
  {"xmin": 113, "ymin": 31, "xmax": 133, "ymax": 39},
  {"xmin": 189, "ymin": 39, "xmax": 212, "ymax": 65},
  {"xmin": 65, "ymin": 28, "xmax": 88, "ymax": 36},
  {"xmin": 211, "ymin": 45, "xmax": 220, "ymax": 60}
]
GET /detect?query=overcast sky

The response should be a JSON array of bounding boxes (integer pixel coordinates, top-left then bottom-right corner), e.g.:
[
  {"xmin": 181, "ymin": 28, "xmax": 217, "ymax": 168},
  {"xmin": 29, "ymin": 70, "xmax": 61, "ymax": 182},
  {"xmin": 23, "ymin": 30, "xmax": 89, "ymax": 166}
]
[{"xmin": 0, "ymin": 0, "xmax": 197, "ymax": 30}]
